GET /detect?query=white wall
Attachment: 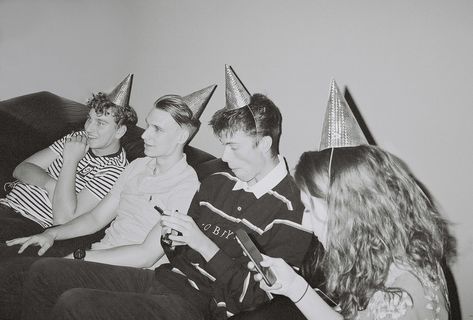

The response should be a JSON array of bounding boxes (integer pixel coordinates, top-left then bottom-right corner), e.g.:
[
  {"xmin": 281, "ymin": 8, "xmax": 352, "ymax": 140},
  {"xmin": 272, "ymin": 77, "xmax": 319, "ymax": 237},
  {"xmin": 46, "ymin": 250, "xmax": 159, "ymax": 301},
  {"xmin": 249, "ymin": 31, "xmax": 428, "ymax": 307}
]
[{"xmin": 1, "ymin": 0, "xmax": 472, "ymax": 317}]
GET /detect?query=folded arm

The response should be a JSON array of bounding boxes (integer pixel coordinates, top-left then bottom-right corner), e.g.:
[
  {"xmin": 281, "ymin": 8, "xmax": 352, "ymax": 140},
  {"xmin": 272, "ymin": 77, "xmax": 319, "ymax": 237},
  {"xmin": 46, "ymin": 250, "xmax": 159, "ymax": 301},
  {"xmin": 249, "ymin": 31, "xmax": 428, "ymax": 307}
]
[
  {"xmin": 13, "ymin": 147, "xmax": 58, "ymax": 197},
  {"xmin": 51, "ymin": 134, "xmax": 93, "ymax": 224}
]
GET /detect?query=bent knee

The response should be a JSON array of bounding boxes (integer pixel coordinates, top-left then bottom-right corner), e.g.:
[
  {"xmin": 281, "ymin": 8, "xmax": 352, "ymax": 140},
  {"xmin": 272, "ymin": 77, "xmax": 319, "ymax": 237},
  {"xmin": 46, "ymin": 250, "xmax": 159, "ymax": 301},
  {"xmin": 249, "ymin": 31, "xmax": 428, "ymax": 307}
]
[
  {"xmin": 30, "ymin": 257, "xmax": 65, "ymax": 275},
  {"xmin": 57, "ymin": 288, "xmax": 90, "ymax": 307},
  {"xmin": 54, "ymin": 288, "xmax": 101, "ymax": 319}
]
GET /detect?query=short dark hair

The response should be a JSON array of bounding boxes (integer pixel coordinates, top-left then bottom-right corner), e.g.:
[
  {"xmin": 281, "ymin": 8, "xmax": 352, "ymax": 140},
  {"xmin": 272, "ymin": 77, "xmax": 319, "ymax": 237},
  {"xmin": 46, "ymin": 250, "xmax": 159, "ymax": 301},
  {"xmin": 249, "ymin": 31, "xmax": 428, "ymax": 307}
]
[
  {"xmin": 154, "ymin": 95, "xmax": 200, "ymax": 132},
  {"xmin": 87, "ymin": 92, "xmax": 138, "ymax": 127},
  {"xmin": 209, "ymin": 93, "xmax": 282, "ymax": 157}
]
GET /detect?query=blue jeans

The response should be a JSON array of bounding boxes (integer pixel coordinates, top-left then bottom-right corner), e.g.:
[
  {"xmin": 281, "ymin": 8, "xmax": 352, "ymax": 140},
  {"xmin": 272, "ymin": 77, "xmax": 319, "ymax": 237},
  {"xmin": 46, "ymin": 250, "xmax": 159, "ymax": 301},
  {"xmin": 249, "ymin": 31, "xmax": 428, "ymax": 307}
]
[{"xmin": 21, "ymin": 258, "xmax": 211, "ymax": 320}]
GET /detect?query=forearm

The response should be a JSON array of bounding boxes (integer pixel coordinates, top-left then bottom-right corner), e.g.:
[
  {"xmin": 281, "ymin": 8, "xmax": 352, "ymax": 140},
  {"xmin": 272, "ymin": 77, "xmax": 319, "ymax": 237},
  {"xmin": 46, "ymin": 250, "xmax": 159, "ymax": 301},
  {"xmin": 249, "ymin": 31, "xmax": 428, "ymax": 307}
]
[
  {"xmin": 47, "ymin": 211, "xmax": 105, "ymax": 240},
  {"xmin": 296, "ymin": 283, "xmax": 343, "ymax": 320},
  {"xmin": 84, "ymin": 244, "xmax": 164, "ymax": 268},
  {"xmin": 13, "ymin": 162, "xmax": 55, "ymax": 189},
  {"xmin": 52, "ymin": 161, "xmax": 79, "ymax": 224}
]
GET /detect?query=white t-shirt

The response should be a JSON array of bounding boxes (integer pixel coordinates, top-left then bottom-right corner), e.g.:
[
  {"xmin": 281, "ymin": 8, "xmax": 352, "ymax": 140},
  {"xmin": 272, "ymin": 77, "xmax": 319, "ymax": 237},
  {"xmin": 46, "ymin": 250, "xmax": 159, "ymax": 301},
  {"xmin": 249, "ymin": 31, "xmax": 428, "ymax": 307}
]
[{"xmin": 92, "ymin": 155, "xmax": 199, "ymax": 251}]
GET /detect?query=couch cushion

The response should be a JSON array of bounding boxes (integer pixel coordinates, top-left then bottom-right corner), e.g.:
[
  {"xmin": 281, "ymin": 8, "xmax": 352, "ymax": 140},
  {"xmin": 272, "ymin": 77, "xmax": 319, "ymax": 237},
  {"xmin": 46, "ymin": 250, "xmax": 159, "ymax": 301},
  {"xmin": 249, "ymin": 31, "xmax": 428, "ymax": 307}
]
[{"xmin": 0, "ymin": 92, "xmax": 88, "ymax": 197}]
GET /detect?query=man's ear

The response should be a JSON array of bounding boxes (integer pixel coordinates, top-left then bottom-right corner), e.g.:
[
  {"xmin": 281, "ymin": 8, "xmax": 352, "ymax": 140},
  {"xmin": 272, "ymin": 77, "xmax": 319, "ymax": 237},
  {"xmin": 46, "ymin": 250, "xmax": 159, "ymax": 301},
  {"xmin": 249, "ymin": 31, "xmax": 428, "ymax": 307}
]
[
  {"xmin": 115, "ymin": 125, "xmax": 127, "ymax": 140},
  {"xmin": 258, "ymin": 136, "xmax": 273, "ymax": 153},
  {"xmin": 177, "ymin": 127, "xmax": 190, "ymax": 144}
]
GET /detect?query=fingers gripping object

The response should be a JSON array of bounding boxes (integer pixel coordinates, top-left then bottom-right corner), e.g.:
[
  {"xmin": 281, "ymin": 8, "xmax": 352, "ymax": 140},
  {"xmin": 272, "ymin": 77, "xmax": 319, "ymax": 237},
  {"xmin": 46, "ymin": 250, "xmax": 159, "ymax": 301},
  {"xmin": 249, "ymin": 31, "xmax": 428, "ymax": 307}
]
[
  {"xmin": 154, "ymin": 206, "xmax": 182, "ymax": 249},
  {"xmin": 235, "ymin": 229, "xmax": 277, "ymax": 286}
]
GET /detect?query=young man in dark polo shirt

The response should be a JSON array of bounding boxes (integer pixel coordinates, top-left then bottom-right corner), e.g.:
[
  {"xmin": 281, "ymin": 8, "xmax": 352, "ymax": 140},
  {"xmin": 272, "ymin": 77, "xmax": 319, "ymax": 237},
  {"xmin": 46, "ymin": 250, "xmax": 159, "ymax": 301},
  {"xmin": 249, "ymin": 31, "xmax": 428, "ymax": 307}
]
[{"xmin": 17, "ymin": 66, "xmax": 312, "ymax": 320}]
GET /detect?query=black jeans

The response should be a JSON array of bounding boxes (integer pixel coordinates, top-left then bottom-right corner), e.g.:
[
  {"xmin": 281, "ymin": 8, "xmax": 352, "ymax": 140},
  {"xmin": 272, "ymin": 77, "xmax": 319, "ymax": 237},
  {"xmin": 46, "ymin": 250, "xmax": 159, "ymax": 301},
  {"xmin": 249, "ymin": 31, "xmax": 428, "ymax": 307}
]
[
  {"xmin": 0, "ymin": 257, "xmax": 38, "ymax": 320},
  {"xmin": 0, "ymin": 205, "xmax": 43, "ymax": 242},
  {"xmin": 0, "ymin": 203, "xmax": 107, "ymax": 260},
  {"xmin": 21, "ymin": 258, "xmax": 211, "ymax": 320}
]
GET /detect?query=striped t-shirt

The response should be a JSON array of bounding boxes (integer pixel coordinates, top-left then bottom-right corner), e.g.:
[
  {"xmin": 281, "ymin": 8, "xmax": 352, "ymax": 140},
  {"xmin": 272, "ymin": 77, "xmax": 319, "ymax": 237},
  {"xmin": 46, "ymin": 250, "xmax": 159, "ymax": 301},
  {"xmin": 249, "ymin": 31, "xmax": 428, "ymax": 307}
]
[{"xmin": 0, "ymin": 131, "xmax": 128, "ymax": 228}]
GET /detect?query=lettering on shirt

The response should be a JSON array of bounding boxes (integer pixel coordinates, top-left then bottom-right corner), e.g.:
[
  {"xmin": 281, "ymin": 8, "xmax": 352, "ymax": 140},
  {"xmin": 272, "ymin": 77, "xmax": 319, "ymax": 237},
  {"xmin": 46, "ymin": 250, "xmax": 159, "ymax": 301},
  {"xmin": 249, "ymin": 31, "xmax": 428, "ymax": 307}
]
[{"xmin": 201, "ymin": 223, "xmax": 235, "ymax": 239}]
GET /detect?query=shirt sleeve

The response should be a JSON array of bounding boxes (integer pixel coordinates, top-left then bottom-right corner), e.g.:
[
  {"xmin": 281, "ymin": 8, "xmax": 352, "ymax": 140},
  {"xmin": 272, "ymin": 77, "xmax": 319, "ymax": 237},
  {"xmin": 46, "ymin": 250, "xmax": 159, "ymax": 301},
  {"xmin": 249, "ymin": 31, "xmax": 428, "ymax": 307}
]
[
  {"xmin": 204, "ymin": 202, "xmax": 312, "ymax": 315},
  {"xmin": 85, "ymin": 164, "xmax": 127, "ymax": 199}
]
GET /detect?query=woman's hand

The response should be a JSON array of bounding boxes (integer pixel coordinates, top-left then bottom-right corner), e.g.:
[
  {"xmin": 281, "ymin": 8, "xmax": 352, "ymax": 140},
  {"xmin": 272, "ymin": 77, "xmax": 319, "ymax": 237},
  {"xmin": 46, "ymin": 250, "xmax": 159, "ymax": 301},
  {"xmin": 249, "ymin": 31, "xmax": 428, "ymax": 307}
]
[{"xmin": 248, "ymin": 255, "xmax": 309, "ymax": 302}]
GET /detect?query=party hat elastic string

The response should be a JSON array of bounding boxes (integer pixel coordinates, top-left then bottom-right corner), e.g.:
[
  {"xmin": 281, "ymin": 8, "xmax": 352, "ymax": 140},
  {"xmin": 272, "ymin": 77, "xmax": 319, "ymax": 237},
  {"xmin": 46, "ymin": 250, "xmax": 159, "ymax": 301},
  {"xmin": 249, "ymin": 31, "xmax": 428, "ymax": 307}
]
[{"xmin": 328, "ymin": 147, "xmax": 335, "ymax": 182}]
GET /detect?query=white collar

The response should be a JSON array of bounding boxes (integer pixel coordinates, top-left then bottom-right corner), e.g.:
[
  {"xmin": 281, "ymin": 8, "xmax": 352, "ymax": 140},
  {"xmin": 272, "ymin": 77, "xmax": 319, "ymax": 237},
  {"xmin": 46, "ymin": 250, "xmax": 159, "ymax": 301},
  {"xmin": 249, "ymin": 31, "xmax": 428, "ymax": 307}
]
[{"xmin": 232, "ymin": 155, "xmax": 287, "ymax": 199}]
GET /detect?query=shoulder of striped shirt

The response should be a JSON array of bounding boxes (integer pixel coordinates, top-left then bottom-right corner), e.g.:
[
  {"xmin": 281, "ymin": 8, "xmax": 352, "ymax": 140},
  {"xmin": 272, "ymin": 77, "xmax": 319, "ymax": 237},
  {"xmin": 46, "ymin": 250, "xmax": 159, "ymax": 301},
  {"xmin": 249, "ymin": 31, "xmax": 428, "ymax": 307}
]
[{"xmin": 92, "ymin": 152, "xmax": 127, "ymax": 167}]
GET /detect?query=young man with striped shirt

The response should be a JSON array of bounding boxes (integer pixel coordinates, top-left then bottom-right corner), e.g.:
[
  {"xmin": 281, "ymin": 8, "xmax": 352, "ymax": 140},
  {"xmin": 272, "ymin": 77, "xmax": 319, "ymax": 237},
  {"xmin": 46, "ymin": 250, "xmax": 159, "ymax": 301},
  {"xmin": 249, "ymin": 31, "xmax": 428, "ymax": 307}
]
[
  {"xmin": 14, "ymin": 66, "xmax": 312, "ymax": 320},
  {"xmin": 0, "ymin": 75, "xmax": 137, "ymax": 241}
]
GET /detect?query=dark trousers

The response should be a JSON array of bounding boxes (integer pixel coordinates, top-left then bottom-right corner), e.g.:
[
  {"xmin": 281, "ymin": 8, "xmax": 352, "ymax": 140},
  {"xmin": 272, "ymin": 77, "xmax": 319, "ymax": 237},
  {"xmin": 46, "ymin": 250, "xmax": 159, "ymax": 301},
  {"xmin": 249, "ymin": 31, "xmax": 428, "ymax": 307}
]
[
  {"xmin": 0, "ymin": 206, "xmax": 107, "ymax": 320},
  {"xmin": 21, "ymin": 258, "xmax": 211, "ymax": 320},
  {"xmin": 0, "ymin": 205, "xmax": 43, "ymax": 242},
  {"xmin": 0, "ymin": 257, "xmax": 38, "ymax": 320},
  {"xmin": 0, "ymin": 204, "xmax": 107, "ymax": 259},
  {"xmin": 0, "ymin": 228, "xmax": 106, "ymax": 320}
]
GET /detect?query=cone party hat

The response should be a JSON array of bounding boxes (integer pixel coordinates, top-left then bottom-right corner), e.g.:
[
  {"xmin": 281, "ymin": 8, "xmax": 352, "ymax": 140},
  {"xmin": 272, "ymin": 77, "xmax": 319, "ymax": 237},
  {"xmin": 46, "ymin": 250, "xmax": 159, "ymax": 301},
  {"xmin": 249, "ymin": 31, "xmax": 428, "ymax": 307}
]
[
  {"xmin": 319, "ymin": 79, "xmax": 368, "ymax": 150},
  {"xmin": 225, "ymin": 65, "xmax": 251, "ymax": 110},
  {"xmin": 107, "ymin": 74, "xmax": 133, "ymax": 108},
  {"xmin": 183, "ymin": 84, "xmax": 217, "ymax": 120}
]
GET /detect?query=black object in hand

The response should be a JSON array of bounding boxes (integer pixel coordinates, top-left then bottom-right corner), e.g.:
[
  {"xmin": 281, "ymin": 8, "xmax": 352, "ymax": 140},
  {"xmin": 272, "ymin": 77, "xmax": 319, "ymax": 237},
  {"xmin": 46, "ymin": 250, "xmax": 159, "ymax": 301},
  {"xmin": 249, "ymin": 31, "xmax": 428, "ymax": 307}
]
[
  {"xmin": 235, "ymin": 229, "xmax": 277, "ymax": 286},
  {"xmin": 154, "ymin": 206, "xmax": 182, "ymax": 248}
]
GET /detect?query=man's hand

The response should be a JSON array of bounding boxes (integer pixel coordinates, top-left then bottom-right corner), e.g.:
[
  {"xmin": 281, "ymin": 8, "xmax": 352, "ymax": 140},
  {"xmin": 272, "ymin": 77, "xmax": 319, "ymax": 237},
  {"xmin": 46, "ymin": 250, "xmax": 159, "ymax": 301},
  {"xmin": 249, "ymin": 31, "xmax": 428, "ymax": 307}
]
[
  {"xmin": 5, "ymin": 231, "xmax": 56, "ymax": 256},
  {"xmin": 161, "ymin": 211, "xmax": 219, "ymax": 261},
  {"xmin": 63, "ymin": 134, "xmax": 89, "ymax": 165}
]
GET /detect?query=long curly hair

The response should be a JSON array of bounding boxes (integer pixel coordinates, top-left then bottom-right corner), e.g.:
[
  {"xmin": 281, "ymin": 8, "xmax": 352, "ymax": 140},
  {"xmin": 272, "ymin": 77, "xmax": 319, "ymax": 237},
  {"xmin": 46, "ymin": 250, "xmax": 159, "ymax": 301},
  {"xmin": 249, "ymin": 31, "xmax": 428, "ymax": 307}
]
[{"xmin": 295, "ymin": 145, "xmax": 450, "ymax": 319}]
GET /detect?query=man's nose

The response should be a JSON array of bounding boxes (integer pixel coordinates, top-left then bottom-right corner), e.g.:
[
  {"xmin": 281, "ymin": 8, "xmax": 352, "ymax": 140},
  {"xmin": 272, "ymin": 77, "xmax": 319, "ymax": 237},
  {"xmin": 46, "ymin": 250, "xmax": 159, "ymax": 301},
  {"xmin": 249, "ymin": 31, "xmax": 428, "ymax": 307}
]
[
  {"xmin": 84, "ymin": 121, "xmax": 95, "ymax": 132},
  {"xmin": 221, "ymin": 147, "xmax": 231, "ymax": 163},
  {"xmin": 141, "ymin": 127, "xmax": 151, "ymax": 140}
]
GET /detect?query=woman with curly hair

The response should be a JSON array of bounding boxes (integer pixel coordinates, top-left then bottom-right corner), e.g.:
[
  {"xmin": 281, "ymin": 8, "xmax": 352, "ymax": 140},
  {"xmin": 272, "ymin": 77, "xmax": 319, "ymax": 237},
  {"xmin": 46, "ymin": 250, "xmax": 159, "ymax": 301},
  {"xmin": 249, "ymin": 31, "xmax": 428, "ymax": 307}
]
[{"xmin": 252, "ymin": 145, "xmax": 450, "ymax": 319}]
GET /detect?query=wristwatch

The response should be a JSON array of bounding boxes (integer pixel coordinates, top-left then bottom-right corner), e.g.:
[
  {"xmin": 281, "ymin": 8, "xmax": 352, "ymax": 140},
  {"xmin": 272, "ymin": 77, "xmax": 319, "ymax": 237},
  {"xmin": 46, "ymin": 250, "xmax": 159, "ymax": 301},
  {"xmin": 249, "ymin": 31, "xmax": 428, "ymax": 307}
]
[{"xmin": 73, "ymin": 248, "xmax": 86, "ymax": 260}]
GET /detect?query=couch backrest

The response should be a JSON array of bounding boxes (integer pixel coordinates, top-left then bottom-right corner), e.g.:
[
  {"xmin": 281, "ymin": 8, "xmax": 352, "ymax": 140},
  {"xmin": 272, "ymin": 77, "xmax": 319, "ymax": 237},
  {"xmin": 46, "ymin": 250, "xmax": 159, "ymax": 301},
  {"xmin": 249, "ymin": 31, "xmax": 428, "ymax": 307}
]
[{"xmin": 0, "ymin": 91, "xmax": 221, "ymax": 197}]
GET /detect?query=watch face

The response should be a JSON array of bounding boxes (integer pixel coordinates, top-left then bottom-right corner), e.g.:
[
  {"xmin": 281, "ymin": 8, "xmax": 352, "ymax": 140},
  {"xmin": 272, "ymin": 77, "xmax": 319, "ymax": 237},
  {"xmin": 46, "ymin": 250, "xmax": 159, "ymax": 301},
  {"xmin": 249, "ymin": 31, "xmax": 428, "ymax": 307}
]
[{"xmin": 73, "ymin": 248, "xmax": 86, "ymax": 260}]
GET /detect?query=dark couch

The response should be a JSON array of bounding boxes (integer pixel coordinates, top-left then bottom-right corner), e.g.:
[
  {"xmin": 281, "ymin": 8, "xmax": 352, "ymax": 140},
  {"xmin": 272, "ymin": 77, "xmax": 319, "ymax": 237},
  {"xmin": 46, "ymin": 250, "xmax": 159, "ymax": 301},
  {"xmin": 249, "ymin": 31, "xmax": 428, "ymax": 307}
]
[{"xmin": 0, "ymin": 91, "xmax": 326, "ymax": 320}]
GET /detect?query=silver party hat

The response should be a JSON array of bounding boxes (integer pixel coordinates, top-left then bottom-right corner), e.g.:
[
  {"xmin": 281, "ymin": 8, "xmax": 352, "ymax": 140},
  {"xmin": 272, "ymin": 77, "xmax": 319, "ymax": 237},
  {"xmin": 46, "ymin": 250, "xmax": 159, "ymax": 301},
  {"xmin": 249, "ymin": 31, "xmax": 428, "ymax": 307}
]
[
  {"xmin": 183, "ymin": 84, "xmax": 217, "ymax": 120},
  {"xmin": 107, "ymin": 74, "xmax": 133, "ymax": 107},
  {"xmin": 225, "ymin": 65, "xmax": 251, "ymax": 109},
  {"xmin": 319, "ymin": 79, "xmax": 368, "ymax": 150}
]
